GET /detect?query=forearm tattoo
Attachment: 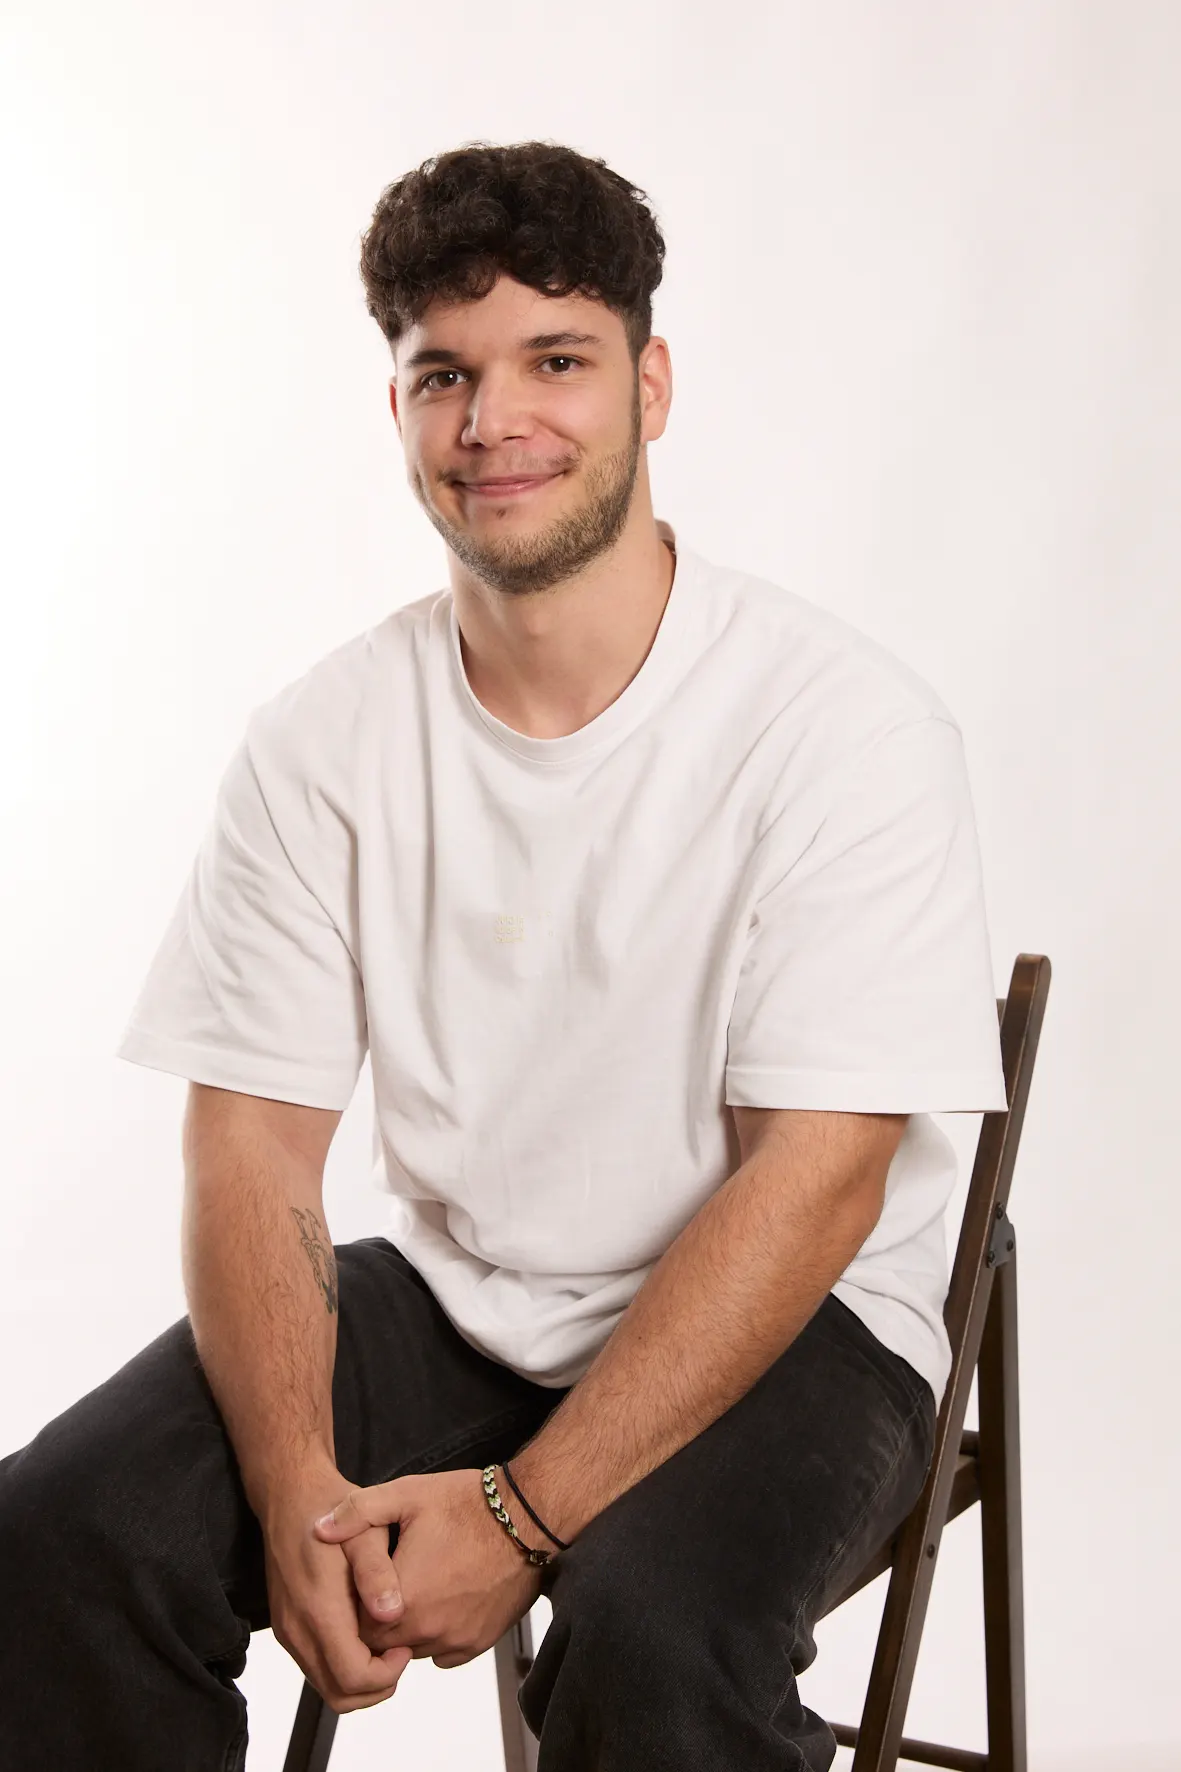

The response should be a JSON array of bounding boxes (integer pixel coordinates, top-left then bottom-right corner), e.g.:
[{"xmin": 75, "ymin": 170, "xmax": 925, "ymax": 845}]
[{"xmin": 290, "ymin": 1207, "xmax": 339, "ymax": 1314}]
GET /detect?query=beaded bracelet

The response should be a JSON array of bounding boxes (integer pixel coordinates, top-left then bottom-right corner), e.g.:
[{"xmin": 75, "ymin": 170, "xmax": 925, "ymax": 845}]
[{"xmin": 481, "ymin": 1465, "xmax": 558, "ymax": 1567}]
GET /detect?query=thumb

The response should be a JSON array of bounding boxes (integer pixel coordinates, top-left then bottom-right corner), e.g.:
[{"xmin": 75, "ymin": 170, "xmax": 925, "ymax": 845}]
[
  {"xmin": 342, "ymin": 1526, "xmax": 405, "ymax": 1622},
  {"xmin": 313, "ymin": 1479, "xmax": 402, "ymax": 1542}
]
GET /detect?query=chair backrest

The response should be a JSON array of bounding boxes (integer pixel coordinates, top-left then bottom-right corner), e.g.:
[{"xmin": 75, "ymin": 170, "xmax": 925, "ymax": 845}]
[
  {"xmin": 832, "ymin": 951, "xmax": 1051, "ymax": 1767},
  {"xmin": 925, "ymin": 951, "xmax": 1049, "ymax": 1573}
]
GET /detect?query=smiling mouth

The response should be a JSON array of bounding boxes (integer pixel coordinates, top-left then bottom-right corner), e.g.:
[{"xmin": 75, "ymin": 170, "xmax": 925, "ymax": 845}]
[{"xmin": 459, "ymin": 472, "xmax": 564, "ymax": 497}]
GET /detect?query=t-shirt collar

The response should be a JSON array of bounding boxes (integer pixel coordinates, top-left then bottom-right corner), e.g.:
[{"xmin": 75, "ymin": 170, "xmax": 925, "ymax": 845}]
[{"xmin": 447, "ymin": 520, "xmax": 699, "ymax": 768}]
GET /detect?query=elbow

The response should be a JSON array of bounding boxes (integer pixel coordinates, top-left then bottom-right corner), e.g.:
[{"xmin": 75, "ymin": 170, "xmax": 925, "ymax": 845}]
[{"xmin": 841, "ymin": 1144, "xmax": 897, "ymax": 1250}]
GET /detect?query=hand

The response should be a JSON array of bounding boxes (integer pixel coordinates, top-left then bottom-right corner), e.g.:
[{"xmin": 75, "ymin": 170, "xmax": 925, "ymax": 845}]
[
  {"xmin": 313, "ymin": 1467, "xmax": 548, "ymax": 1668},
  {"xmin": 260, "ymin": 1469, "xmax": 414, "ymax": 1713}
]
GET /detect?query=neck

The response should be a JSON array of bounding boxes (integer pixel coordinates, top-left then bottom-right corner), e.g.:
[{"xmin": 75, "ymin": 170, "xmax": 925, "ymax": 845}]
[{"xmin": 453, "ymin": 531, "xmax": 677, "ymax": 741}]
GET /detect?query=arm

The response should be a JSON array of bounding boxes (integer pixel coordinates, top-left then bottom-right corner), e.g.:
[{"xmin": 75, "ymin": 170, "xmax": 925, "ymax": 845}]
[
  {"xmin": 180, "ymin": 1081, "xmax": 344, "ymax": 1524},
  {"xmin": 508, "ymin": 1106, "xmax": 908, "ymax": 1543},
  {"xmin": 305, "ymin": 1107, "xmax": 906, "ymax": 1670},
  {"xmin": 182, "ymin": 1081, "xmax": 413, "ymax": 1709}
]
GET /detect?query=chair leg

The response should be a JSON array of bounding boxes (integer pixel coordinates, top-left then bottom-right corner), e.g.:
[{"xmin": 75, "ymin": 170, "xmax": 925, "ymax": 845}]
[
  {"xmin": 494, "ymin": 1613, "xmax": 540, "ymax": 1772},
  {"xmin": 977, "ymin": 1246, "xmax": 1028, "ymax": 1772},
  {"xmin": 280, "ymin": 1625, "xmax": 540, "ymax": 1772},
  {"xmin": 846, "ymin": 1499, "xmax": 939, "ymax": 1771},
  {"xmin": 281, "ymin": 1678, "xmax": 340, "ymax": 1772}
]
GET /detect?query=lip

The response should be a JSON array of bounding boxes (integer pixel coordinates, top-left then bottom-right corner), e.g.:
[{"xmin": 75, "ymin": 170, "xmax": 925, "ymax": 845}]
[{"xmin": 460, "ymin": 473, "xmax": 562, "ymax": 498}]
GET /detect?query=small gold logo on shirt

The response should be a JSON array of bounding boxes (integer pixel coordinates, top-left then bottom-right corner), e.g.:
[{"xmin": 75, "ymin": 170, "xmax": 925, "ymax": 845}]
[{"xmin": 494, "ymin": 913, "xmax": 527, "ymax": 944}]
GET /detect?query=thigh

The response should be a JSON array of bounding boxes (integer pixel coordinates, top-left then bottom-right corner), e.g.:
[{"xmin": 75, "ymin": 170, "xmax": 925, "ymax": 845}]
[
  {"xmin": 206, "ymin": 1235, "xmax": 569, "ymax": 1627},
  {"xmin": 3, "ymin": 1237, "xmax": 564, "ymax": 1634},
  {"xmin": 538, "ymin": 1293, "xmax": 935, "ymax": 1691},
  {"xmin": 328, "ymin": 1236, "xmax": 565, "ymax": 1484}
]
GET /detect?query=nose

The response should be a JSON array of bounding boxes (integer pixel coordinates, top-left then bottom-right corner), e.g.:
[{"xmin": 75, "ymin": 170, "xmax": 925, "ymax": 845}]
[{"xmin": 461, "ymin": 368, "xmax": 537, "ymax": 449}]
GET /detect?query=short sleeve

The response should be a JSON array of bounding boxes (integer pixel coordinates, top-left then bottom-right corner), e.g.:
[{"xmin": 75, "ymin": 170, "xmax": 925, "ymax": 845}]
[
  {"xmin": 116, "ymin": 710, "xmax": 369, "ymax": 1110},
  {"xmin": 725, "ymin": 716, "xmax": 1008, "ymax": 1114}
]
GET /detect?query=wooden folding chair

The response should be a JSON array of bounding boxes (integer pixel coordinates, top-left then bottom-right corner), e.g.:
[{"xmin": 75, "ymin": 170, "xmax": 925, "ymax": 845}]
[{"xmin": 284, "ymin": 951, "xmax": 1050, "ymax": 1772}]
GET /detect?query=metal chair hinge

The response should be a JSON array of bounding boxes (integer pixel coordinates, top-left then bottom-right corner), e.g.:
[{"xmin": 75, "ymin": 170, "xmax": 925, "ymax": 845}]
[{"xmin": 986, "ymin": 1204, "xmax": 1016, "ymax": 1268}]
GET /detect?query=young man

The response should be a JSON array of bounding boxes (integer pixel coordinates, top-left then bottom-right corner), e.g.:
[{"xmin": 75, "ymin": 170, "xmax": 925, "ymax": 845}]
[{"xmin": 0, "ymin": 141, "xmax": 1008, "ymax": 1770}]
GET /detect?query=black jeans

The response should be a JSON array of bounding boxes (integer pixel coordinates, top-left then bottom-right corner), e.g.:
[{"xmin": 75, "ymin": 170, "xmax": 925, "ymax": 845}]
[{"xmin": 0, "ymin": 1237, "xmax": 935, "ymax": 1771}]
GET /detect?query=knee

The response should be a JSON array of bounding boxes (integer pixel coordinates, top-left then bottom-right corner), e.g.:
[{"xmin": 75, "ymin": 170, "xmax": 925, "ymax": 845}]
[
  {"xmin": 0, "ymin": 1399, "xmax": 134, "ymax": 1592},
  {"xmin": 519, "ymin": 1515, "xmax": 813, "ymax": 1765},
  {"xmin": 531, "ymin": 1492, "xmax": 819, "ymax": 1700},
  {"xmin": 536, "ymin": 1509, "xmax": 710, "ymax": 1681},
  {"xmin": 542, "ymin": 1534, "xmax": 646, "ymax": 1660},
  {"xmin": 0, "ymin": 1316, "xmax": 206, "ymax": 1579},
  {"xmin": 0, "ymin": 1425, "xmax": 96, "ymax": 1596}
]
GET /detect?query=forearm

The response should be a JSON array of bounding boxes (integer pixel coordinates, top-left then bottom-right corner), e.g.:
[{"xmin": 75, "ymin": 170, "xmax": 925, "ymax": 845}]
[
  {"xmin": 181, "ymin": 1113, "xmax": 341, "ymax": 1524},
  {"xmin": 509, "ymin": 1148, "xmax": 885, "ymax": 1544}
]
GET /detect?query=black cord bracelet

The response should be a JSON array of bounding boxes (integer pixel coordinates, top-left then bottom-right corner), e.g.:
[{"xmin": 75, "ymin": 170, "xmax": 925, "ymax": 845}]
[{"xmin": 501, "ymin": 1459, "xmax": 570, "ymax": 1551}]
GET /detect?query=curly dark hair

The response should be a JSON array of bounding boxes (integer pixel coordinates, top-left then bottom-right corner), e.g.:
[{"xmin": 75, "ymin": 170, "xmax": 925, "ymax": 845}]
[{"xmin": 359, "ymin": 139, "xmax": 667, "ymax": 370}]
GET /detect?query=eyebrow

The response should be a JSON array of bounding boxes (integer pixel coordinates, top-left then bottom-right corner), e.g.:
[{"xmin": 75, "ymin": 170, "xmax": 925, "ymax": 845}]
[{"xmin": 401, "ymin": 330, "xmax": 607, "ymax": 373}]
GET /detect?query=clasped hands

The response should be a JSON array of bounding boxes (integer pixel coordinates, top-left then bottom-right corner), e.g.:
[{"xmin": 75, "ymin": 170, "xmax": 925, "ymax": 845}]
[{"xmin": 312, "ymin": 1465, "xmax": 546, "ymax": 1678}]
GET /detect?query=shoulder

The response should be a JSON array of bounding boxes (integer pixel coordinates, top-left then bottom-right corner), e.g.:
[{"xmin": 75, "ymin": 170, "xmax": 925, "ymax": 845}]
[
  {"xmin": 687, "ymin": 543, "xmax": 962, "ymax": 757},
  {"xmin": 244, "ymin": 588, "xmax": 442, "ymax": 771},
  {"xmin": 212, "ymin": 592, "xmax": 444, "ymax": 859}
]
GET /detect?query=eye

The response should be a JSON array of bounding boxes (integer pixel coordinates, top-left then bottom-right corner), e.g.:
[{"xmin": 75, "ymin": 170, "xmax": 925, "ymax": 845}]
[
  {"xmin": 418, "ymin": 356, "xmax": 583, "ymax": 393},
  {"xmin": 419, "ymin": 369, "xmax": 463, "ymax": 393}
]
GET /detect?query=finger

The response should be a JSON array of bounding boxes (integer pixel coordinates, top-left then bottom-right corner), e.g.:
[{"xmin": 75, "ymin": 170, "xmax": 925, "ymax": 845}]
[
  {"xmin": 314, "ymin": 1597, "xmax": 411, "ymax": 1711},
  {"xmin": 342, "ymin": 1528, "xmax": 404, "ymax": 1622},
  {"xmin": 328, "ymin": 1643, "xmax": 412, "ymax": 1711},
  {"xmin": 314, "ymin": 1481, "xmax": 396, "ymax": 1542},
  {"xmin": 321, "ymin": 1646, "xmax": 411, "ymax": 1713},
  {"xmin": 286, "ymin": 1547, "xmax": 409, "ymax": 1712},
  {"xmin": 287, "ymin": 1619, "xmax": 401, "ymax": 1714}
]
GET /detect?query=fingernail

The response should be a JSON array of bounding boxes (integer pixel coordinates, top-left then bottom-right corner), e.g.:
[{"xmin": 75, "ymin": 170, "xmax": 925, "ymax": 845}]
[
  {"xmin": 376, "ymin": 1591, "xmax": 401, "ymax": 1612},
  {"xmin": 314, "ymin": 1514, "xmax": 334, "ymax": 1529}
]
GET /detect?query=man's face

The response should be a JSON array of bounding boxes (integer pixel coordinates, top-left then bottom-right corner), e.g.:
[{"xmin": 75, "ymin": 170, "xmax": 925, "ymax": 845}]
[{"xmin": 389, "ymin": 273, "xmax": 656, "ymax": 596}]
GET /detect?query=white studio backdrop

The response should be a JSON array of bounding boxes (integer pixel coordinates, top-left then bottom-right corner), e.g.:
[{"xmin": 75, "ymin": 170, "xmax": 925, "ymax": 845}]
[{"xmin": 1, "ymin": 4, "xmax": 1177, "ymax": 1768}]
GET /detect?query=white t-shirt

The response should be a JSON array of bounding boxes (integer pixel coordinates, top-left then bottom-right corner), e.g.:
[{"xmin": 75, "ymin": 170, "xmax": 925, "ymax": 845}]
[{"xmin": 117, "ymin": 519, "xmax": 1008, "ymax": 1409}]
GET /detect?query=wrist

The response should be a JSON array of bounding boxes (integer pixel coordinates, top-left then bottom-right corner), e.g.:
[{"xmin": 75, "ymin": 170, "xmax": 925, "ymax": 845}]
[
  {"xmin": 244, "ymin": 1448, "xmax": 343, "ymax": 1529},
  {"xmin": 499, "ymin": 1456, "xmax": 576, "ymax": 1549},
  {"xmin": 482, "ymin": 1464, "xmax": 561, "ymax": 1567}
]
